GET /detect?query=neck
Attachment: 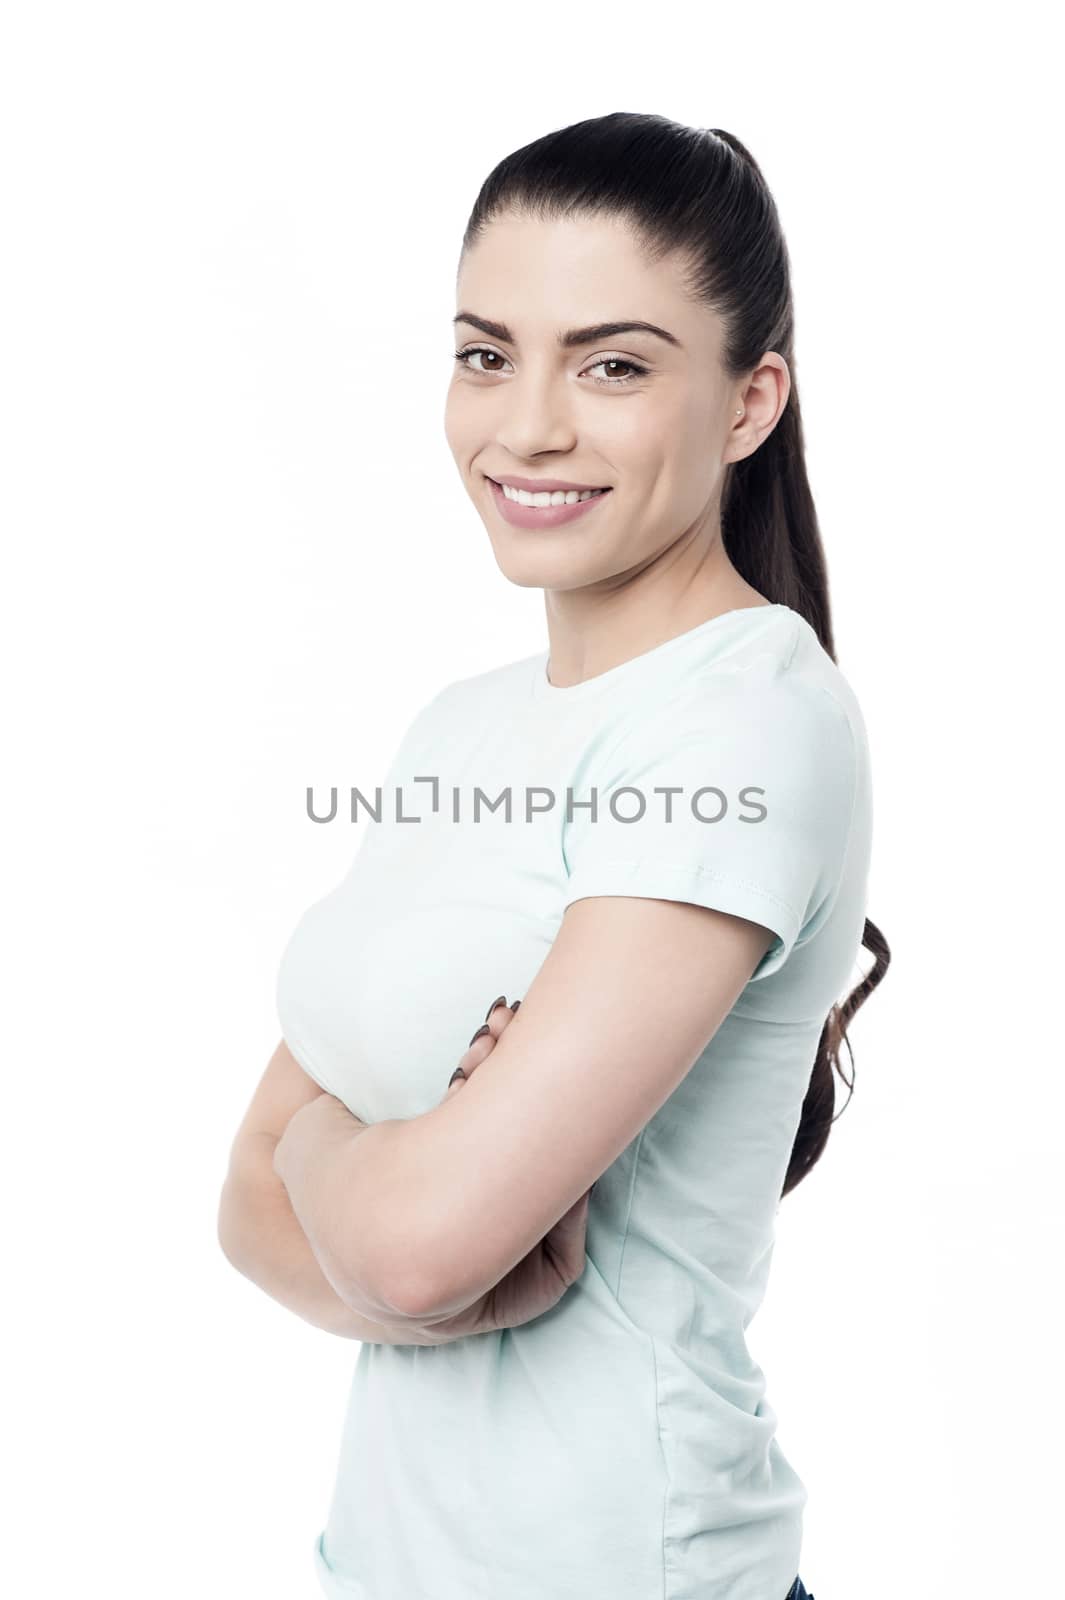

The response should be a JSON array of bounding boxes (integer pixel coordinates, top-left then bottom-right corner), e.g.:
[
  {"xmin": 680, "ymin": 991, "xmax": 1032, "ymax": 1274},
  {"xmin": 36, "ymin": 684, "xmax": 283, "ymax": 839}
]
[{"xmin": 541, "ymin": 521, "xmax": 767, "ymax": 690}]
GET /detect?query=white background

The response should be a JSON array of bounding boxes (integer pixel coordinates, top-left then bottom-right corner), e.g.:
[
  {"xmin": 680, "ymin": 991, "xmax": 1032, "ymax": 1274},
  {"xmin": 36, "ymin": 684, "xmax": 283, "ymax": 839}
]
[{"xmin": 3, "ymin": 4, "xmax": 1061, "ymax": 1596}]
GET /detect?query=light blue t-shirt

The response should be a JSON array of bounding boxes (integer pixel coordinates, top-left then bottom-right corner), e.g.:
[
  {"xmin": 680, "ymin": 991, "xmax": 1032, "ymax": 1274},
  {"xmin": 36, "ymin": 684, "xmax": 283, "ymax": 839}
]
[{"xmin": 276, "ymin": 602, "xmax": 873, "ymax": 1600}]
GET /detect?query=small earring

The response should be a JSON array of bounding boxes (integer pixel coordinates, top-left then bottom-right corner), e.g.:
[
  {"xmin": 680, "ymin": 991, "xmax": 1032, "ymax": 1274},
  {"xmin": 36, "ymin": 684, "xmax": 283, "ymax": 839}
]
[{"xmin": 735, "ymin": 408, "xmax": 743, "ymax": 415}]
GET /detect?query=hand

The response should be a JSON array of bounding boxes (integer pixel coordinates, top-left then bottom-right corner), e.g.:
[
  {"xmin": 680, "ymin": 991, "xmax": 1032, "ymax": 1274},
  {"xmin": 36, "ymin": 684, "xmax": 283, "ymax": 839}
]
[
  {"xmin": 415, "ymin": 996, "xmax": 594, "ymax": 1339},
  {"xmin": 273, "ymin": 1088, "xmax": 369, "ymax": 1184}
]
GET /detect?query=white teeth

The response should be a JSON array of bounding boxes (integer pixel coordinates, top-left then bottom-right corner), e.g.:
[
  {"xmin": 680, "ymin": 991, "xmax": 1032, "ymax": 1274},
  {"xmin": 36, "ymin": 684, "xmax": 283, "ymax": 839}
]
[{"xmin": 500, "ymin": 483, "xmax": 606, "ymax": 507}]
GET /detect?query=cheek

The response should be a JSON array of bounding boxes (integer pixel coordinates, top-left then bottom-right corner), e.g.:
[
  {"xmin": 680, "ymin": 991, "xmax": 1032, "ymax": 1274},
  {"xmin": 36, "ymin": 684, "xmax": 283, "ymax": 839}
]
[
  {"xmin": 643, "ymin": 403, "xmax": 720, "ymax": 500},
  {"xmin": 601, "ymin": 395, "xmax": 691, "ymax": 482}
]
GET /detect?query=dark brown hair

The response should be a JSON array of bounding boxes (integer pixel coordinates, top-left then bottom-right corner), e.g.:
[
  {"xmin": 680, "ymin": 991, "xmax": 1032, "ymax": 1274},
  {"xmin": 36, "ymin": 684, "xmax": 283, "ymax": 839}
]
[{"xmin": 460, "ymin": 111, "xmax": 891, "ymax": 1196}]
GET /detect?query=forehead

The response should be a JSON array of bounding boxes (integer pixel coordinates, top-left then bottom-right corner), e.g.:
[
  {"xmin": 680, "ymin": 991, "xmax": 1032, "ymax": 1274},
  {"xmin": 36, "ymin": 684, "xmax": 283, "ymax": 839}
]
[{"xmin": 456, "ymin": 211, "xmax": 710, "ymax": 346}]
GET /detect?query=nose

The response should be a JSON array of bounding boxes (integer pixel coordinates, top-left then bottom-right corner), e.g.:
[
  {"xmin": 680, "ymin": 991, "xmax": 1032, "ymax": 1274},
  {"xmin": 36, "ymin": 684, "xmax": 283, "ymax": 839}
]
[{"xmin": 493, "ymin": 369, "xmax": 578, "ymax": 461}]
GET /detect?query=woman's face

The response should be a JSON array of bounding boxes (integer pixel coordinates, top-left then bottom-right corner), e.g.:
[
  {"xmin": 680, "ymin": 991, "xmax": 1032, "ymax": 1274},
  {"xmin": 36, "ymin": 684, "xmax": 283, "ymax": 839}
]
[{"xmin": 444, "ymin": 210, "xmax": 770, "ymax": 592}]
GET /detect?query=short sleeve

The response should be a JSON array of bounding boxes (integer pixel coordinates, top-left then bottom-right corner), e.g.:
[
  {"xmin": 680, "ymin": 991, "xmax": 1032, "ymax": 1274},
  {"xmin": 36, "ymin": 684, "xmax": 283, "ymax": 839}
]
[{"xmin": 561, "ymin": 677, "xmax": 857, "ymax": 982}]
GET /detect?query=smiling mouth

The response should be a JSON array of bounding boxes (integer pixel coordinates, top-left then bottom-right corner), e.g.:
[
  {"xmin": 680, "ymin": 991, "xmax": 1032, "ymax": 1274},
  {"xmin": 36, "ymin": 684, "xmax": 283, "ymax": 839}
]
[{"xmin": 488, "ymin": 478, "xmax": 612, "ymax": 505}]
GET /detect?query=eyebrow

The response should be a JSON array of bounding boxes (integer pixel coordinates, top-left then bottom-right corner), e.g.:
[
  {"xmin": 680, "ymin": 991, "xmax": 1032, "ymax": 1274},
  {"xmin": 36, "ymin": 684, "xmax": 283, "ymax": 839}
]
[{"xmin": 452, "ymin": 311, "xmax": 682, "ymax": 350}]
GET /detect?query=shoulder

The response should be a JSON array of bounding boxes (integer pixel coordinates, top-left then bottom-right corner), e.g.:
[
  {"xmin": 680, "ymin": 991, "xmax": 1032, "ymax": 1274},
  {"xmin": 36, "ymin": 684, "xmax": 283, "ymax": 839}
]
[{"xmin": 602, "ymin": 609, "xmax": 864, "ymax": 782}]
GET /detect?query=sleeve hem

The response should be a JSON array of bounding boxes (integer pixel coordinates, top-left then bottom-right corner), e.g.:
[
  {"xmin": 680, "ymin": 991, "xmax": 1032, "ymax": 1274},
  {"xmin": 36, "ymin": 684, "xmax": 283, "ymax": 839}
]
[{"xmin": 561, "ymin": 856, "xmax": 802, "ymax": 958}]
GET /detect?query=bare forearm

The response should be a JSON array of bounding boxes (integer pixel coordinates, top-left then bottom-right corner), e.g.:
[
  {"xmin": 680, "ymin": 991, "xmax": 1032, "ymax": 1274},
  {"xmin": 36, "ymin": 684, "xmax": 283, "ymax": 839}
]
[
  {"xmin": 218, "ymin": 1134, "xmax": 441, "ymax": 1344},
  {"xmin": 272, "ymin": 1093, "xmax": 436, "ymax": 1322}
]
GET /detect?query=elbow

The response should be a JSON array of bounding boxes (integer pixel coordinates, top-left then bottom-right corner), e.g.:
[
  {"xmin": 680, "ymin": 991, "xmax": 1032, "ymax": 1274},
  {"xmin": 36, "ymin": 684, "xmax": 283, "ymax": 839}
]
[
  {"xmin": 328, "ymin": 1211, "xmax": 438, "ymax": 1325},
  {"xmin": 368, "ymin": 1188, "xmax": 491, "ymax": 1322},
  {"xmin": 370, "ymin": 1186, "xmax": 464, "ymax": 1321},
  {"xmin": 379, "ymin": 1228, "xmax": 482, "ymax": 1324},
  {"xmin": 331, "ymin": 1120, "xmax": 443, "ymax": 1322},
  {"xmin": 319, "ymin": 1113, "xmax": 463, "ymax": 1322},
  {"xmin": 334, "ymin": 1260, "xmax": 437, "ymax": 1326},
  {"xmin": 373, "ymin": 1270, "xmax": 439, "ymax": 1323},
  {"xmin": 216, "ymin": 1179, "xmax": 245, "ymax": 1271}
]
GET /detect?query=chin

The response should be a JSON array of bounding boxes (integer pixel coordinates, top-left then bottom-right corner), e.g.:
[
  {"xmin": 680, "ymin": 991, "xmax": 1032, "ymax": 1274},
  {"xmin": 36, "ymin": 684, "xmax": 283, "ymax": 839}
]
[{"xmin": 496, "ymin": 547, "xmax": 614, "ymax": 593}]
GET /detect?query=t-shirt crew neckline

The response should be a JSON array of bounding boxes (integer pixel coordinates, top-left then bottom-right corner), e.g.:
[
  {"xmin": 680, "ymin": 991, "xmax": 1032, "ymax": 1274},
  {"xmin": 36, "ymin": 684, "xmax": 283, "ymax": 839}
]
[{"xmin": 529, "ymin": 603, "xmax": 794, "ymax": 703}]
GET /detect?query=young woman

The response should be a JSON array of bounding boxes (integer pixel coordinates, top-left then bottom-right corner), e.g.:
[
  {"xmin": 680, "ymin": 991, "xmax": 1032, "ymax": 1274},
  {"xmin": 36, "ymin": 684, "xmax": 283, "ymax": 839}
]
[{"xmin": 219, "ymin": 112, "xmax": 890, "ymax": 1600}]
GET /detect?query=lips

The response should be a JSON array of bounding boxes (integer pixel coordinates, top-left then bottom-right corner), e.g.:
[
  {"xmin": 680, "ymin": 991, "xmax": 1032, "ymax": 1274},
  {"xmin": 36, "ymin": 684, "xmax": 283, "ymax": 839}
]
[
  {"xmin": 487, "ymin": 476, "xmax": 611, "ymax": 494},
  {"xmin": 487, "ymin": 476, "xmax": 613, "ymax": 530}
]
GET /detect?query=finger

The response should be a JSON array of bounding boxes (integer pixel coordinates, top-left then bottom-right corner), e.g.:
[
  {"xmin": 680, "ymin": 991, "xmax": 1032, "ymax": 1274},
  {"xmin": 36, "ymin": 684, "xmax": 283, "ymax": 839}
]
[
  {"xmin": 462, "ymin": 1030, "xmax": 497, "ymax": 1068},
  {"xmin": 443, "ymin": 1030, "xmax": 496, "ymax": 1098},
  {"xmin": 485, "ymin": 1001, "xmax": 517, "ymax": 1042},
  {"xmin": 444, "ymin": 1059, "xmax": 481, "ymax": 1099},
  {"xmin": 445, "ymin": 997, "xmax": 519, "ymax": 1103}
]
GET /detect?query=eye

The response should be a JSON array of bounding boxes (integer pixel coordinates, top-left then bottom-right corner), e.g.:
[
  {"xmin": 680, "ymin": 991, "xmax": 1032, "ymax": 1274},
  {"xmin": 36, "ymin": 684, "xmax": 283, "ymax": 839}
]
[
  {"xmin": 452, "ymin": 347, "xmax": 650, "ymax": 386},
  {"xmin": 453, "ymin": 346, "xmax": 511, "ymax": 375},
  {"xmin": 583, "ymin": 356, "xmax": 649, "ymax": 386}
]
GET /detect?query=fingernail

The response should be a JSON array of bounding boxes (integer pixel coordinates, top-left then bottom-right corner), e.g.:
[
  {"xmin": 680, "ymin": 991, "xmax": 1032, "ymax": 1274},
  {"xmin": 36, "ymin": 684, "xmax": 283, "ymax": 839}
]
[
  {"xmin": 468, "ymin": 1022, "xmax": 492, "ymax": 1047},
  {"xmin": 485, "ymin": 994, "xmax": 507, "ymax": 1021},
  {"xmin": 448, "ymin": 1066, "xmax": 467, "ymax": 1087},
  {"xmin": 510, "ymin": 999, "xmax": 521, "ymax": 1014}
]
